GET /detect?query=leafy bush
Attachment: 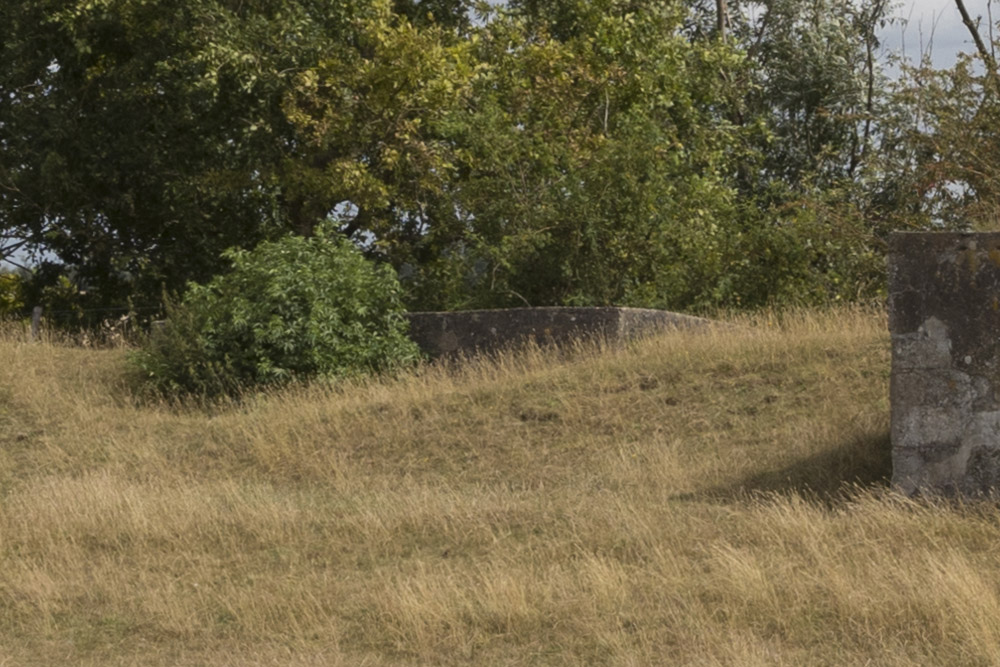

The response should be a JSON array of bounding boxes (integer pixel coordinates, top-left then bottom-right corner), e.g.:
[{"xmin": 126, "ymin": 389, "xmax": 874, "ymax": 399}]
[
  {"xmin": 132, "ymin": 232, "xmax": 421, "ymax": 396},
  {"xmin": 0, "ymin": 272, "xmax": 25, "ymax": 317}
]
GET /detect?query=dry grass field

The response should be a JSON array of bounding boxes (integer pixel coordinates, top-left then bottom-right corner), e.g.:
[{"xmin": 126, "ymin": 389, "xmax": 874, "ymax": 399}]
[{"xmin": 3, "ymin": 307, "xmax": 1000, "ymax": 665}]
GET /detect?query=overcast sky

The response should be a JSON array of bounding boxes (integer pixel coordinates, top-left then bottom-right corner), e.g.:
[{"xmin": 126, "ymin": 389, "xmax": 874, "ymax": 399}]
[{"xmin": 884, "ymin": 0, "xmax": 999, "ymax": 68}]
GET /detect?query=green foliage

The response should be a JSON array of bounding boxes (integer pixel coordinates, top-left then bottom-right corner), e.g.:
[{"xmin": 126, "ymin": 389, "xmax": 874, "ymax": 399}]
[
  {"xmin": 0, "ymin": 0, "xmax": 382, "ymax": 307},
  {"xmin": 739, "ymin": 0, "xmax": 888, "ymax": 188},
  {"xmin": 885, "ymin": 53, "xmax": 1000, "ymax": 232},
  {"xmin": 392, "ymin": 0, "xmax": 474, "ymax": 29},
  {"xmin": 400, "ymin": 4, "xmax": 731, "ymax": 309},
  {"xmin": 278, "ymin": 3, "xmax": 476, "ymax": 249},
  {"xmin": 0, "ymin": 0, "xmax": 926, "ymax": 315},
  {"xmin": 0, "ymin": 272, "xmax": 24, "ymax": 317},
  {"xmin": 406, "ymin": 2, "xmax": 835, "ymax": 311},
  {"xmin": 131, "ymin": 232, "xmax": 421, "ymax": 397}
]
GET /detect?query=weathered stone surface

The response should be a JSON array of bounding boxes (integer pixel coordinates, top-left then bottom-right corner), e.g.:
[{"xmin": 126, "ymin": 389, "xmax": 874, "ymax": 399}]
[
  {"xmin": 404, "ymin": 307, "xmax": 712, "ymax": 358},
  {"xmin": 889, "ymin": 231, "xmax": 1000, "ymax": 495}
]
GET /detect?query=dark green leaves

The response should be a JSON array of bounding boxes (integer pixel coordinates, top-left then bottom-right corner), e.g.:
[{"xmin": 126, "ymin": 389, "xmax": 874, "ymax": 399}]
[{"xmin": 131, "ymin": 230, "xmax": 421, "ymax": 397}]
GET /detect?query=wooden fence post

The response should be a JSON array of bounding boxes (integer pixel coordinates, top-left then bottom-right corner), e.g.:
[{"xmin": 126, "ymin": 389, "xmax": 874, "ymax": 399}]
[{"xmin": 31, "ymin": 306, "xmax": 42, "ymax": 342}]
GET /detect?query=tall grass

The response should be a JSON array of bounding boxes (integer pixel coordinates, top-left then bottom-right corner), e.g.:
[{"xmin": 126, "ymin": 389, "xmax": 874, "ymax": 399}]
[{"xmin": 2, "ymin": 306, "xmax": 994, "ymax": 665}]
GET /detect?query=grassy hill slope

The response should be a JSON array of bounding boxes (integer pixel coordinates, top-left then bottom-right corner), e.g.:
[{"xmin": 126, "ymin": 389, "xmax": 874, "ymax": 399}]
[{"xmin": 2, "ymin": 308, "xmax": 997, "ymax": 665}]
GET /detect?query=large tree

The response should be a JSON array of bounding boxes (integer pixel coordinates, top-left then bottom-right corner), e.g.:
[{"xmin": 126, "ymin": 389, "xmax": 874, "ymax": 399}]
[
  {"xmin": 0, "ymin": 0, "xmax": 466, "ymax": 308},
  {"xmin": 420, "ymin": 1, "xmax": 765, "ymax": 309},
  {"xmin": 0, "ymin": 0, "xmax": 915, "ymax": 315}
]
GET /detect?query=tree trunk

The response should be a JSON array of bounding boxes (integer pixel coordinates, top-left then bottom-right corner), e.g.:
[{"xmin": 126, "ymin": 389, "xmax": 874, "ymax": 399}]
[{"xmin": 716, "ymin": 0, "xmax": 729, "ymax": 40}]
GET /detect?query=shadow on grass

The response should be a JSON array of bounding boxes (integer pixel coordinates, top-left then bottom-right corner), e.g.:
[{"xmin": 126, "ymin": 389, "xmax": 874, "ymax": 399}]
[{"xmin": 679, "ymin": 429, "xmax": 893, "ymax": 504}]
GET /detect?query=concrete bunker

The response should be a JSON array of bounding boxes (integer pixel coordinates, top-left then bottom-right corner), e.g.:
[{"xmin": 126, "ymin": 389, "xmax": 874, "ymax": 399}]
[
  {"xmin": 404, "ymin": 307, "xmax": 712, "ymax": 358},
  {"xmin": 889, "ymin": 231, "xmax": 1000, "ymax": 495}
]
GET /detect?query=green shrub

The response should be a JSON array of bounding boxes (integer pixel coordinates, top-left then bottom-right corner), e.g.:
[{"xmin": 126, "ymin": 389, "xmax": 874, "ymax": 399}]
[
  {"xmin": 0, "ymin": 272, "xmax": 25, "ymax": 317},
  {"xmin": 131, "ymin": 232, "xmax": 421, "ymax": 396}
]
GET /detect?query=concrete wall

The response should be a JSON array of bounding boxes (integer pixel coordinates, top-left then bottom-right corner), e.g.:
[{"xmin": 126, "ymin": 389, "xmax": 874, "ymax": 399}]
[
  {"xmin": 889, "ymin": 232, "xmax": 1000, "ymax": 495},
  {"xmin": 404, "ymin": 307, "xmax": 711, "ymax": 358}
]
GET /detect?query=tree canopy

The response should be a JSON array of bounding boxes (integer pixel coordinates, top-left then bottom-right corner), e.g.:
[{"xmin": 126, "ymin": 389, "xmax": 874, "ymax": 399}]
[{"xmin": 0, "ymin": 0, "xmax": 986, "ymax": 317}]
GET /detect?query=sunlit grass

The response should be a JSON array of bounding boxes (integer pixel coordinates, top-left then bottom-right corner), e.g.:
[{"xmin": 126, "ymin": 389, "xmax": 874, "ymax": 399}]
[{"xmin": 3, "ymin": 306, "xmax": 988, "ymax": 665}]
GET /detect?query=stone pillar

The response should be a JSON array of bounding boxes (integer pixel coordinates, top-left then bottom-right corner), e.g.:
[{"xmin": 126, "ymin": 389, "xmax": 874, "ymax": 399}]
[{"xmin": 889, "ymin": 232, "xmax": 1000, "ymax": 496}]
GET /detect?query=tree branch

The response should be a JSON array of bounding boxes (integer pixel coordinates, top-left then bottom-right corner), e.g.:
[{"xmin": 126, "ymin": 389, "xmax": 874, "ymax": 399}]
[
  {"xmin": 716, "ymin": 0, "xmax": 729, "ymax": 41},
  {"xmin": 851, "ymin": 0, "xmax": 887, "ymax": 175},
  {"xmin": 340, "ymin": 206, "xmax": 372, "ymax": 239},
  {"xmin": 956, "ymin": 0, "xmax": 1000, "ymax": 88}
]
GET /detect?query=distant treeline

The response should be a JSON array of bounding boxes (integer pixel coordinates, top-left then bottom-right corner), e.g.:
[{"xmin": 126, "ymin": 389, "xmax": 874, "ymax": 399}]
[{"xmin": 1, "ymin": 0, "xmax": 994, "ymax": 318}]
